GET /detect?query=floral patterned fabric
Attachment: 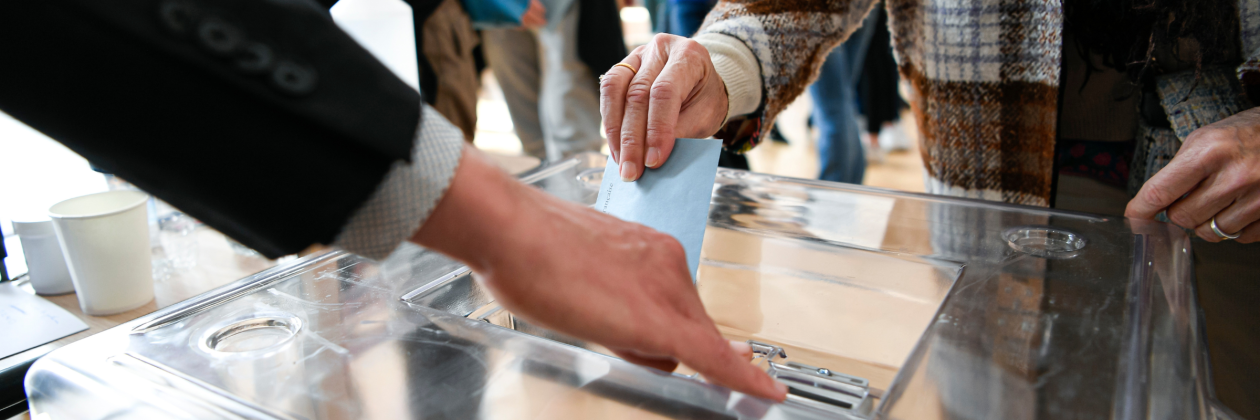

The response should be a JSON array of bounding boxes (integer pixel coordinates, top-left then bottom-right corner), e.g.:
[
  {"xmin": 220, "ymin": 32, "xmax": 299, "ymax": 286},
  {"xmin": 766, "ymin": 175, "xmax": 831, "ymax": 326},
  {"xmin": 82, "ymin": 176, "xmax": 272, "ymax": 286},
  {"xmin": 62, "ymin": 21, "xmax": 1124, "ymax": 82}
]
[{"xmin": 1055, "ymin": 139, "xmax": 1134, "ymax": 190}]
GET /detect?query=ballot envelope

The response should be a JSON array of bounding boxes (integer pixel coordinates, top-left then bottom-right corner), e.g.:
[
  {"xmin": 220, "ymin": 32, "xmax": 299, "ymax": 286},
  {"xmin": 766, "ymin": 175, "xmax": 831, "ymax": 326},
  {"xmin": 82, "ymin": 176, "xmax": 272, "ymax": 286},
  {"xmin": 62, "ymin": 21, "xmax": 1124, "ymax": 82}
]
[{"xmin": 24, "ymin": 154, "xmax": 1234, "ymax": 419}]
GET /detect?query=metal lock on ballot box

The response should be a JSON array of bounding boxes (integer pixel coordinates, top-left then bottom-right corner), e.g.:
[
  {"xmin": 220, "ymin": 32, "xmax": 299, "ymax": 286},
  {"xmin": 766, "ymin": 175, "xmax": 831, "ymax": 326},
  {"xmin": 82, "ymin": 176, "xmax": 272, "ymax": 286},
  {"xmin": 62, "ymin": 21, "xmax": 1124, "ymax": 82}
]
[{"xmin": 25, "ymin": 154, "xmax": 1232, "ymax": 419}]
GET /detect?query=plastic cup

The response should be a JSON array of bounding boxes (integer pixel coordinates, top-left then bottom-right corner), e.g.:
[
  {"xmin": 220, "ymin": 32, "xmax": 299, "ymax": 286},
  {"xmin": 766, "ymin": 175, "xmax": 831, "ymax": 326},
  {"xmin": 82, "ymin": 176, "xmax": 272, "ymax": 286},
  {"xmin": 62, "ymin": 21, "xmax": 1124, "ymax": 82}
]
[
  {"xmin": 13, "ymin": 218, "xmax": 75, "ymax": 295},
  {"xmin": 48, "ymin": 190, "xmax": 155, "ymax": 315}
]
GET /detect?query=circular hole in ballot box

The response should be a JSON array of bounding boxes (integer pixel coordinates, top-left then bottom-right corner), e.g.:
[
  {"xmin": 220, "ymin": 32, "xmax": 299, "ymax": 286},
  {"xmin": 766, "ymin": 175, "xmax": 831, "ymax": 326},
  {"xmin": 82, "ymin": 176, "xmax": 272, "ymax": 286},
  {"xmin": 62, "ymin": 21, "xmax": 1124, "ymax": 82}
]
[
  {"xmin": 200, "ymin": 313, "xmax": 303, "ymax": 353},
  {"xmin": 1003, "ymin": 226, "xmax": 1087, "ymax": 259}
]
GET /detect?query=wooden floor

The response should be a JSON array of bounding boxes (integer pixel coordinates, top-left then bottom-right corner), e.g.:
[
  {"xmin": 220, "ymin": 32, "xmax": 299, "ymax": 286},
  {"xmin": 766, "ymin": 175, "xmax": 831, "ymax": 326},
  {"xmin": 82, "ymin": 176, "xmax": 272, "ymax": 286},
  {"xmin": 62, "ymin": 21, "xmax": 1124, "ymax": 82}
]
[{"xmin": 744, "ymin": 116, "xmax": 925, "ymax": 193}]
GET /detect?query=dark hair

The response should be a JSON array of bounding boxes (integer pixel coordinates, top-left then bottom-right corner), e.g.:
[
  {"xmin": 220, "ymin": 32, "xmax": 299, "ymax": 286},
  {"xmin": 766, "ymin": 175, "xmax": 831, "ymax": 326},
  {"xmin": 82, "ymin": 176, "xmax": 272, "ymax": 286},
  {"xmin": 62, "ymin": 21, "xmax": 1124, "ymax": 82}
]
[{"xmin": 1065, "ymin": 0, "xmax": 1241, "ymax": 84}]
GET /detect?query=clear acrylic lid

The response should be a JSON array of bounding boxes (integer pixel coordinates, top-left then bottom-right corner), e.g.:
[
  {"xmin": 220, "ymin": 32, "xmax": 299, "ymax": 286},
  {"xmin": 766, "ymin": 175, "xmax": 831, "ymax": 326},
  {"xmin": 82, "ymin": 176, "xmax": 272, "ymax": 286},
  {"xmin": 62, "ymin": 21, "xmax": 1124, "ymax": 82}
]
[{"xmin": 26, "ymin": 154, "xmax": 1223, "ymax": 419}]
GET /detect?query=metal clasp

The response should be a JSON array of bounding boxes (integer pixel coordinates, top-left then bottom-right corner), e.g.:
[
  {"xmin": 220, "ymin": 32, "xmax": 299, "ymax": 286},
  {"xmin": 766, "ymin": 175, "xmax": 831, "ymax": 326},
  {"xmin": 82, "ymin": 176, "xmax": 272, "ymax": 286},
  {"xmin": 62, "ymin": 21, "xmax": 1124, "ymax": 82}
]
[{"xmin": 747, "ymin": 340, "xmax": 873, "ymax": 416}]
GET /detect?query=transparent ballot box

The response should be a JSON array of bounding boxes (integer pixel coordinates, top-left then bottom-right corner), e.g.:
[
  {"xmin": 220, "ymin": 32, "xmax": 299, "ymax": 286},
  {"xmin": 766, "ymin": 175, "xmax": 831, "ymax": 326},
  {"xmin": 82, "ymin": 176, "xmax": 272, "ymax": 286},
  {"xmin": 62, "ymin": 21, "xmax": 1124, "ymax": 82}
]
[{"xmin": 25, "ymin": 154, "xmax": 1230, "ymax": 419}]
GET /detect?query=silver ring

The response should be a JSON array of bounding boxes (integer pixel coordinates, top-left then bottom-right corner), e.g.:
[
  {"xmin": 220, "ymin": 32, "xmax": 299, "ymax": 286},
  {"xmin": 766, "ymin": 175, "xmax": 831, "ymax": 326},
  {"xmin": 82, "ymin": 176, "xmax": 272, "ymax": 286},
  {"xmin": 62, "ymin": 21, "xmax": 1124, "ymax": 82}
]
[{"xmin": 1211, "ymin": 217, "xmax": 1241, "ymax": 240}]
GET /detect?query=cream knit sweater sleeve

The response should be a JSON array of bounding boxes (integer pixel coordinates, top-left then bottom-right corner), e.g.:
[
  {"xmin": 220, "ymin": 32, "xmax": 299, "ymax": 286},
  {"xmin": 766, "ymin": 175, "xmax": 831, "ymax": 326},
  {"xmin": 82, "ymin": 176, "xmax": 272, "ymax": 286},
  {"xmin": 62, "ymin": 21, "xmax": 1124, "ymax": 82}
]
[
  {"xmin": 691, "ymin": 0, "xmax": 878, "ymax": 152},
  {"xmin": 695, "ymin": 33, "xmax": 763, "ymax": 126}
]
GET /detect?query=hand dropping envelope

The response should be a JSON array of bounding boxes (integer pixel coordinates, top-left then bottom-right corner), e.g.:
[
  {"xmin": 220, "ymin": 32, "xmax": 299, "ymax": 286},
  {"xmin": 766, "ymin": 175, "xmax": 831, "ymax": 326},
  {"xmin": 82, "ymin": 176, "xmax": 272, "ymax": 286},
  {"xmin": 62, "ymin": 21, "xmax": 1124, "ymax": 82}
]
[{"xmin": 595, "ymin": 139, "xmax": 722, "ymax": 281}]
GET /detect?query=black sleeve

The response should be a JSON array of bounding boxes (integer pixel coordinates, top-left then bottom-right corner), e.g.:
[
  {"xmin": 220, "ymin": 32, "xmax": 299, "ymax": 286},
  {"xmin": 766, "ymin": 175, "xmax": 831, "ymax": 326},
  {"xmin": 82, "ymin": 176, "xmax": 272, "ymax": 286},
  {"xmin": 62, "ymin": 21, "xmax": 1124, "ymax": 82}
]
[
  {"xmin": 0, "ymin": 0, "xmax": 422, "ymax": 259},
  {"xmin": 576, "ymin": 0, "xmax": 628, "ymax": 79}
]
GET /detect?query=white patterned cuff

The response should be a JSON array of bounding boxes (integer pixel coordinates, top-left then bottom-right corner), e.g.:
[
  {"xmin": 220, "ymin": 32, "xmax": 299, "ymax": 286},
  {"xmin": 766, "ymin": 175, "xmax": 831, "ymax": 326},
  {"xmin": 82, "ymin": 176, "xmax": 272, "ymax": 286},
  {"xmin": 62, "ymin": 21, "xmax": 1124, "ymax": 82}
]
[
  {"xmin": 332, "ymin": 104, "xmax": 465, "ymax": 260},
  {"xmin": 695, "ymin": 33, "xmax": 763, "ymax": 125}
]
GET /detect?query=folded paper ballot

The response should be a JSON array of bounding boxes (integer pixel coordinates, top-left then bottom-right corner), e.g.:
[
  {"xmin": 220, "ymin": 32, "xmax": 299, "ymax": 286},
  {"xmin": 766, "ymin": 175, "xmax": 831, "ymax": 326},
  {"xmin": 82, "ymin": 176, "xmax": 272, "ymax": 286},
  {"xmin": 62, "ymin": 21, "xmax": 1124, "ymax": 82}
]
[
  {"xmin": 595, "ymin": 139, "xmax": 723, "ymax": 281},
  {"xmin": 0, "ymin": 282, "xmax": 89, "ymax": 359}
]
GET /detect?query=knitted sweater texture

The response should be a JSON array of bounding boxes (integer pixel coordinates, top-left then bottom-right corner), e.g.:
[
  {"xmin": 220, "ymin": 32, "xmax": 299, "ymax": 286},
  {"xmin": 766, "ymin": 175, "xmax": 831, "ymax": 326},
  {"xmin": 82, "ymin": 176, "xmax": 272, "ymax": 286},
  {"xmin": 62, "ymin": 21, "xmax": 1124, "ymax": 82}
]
[{"xmin": 698, "ymin": 0, "xmax": 1260, "ymax": 207}]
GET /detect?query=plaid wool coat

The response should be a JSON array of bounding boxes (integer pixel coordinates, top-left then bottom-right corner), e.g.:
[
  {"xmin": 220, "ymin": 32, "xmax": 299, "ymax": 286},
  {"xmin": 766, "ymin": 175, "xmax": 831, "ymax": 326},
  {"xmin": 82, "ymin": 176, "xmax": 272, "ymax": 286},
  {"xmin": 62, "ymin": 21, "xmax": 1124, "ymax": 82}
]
[{"xmin": 701, "ymin": 0, "xmax": 1260, "ymax": 207}]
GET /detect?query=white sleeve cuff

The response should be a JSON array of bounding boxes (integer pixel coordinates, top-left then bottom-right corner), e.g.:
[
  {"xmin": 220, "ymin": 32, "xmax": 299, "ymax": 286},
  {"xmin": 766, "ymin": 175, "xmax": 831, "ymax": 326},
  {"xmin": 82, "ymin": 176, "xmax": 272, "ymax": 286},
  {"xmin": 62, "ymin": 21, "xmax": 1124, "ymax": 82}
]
[
  {"xmin": 695, "ymin": 33, "xmax": 763, "ymax": 125},
  {"xmin": 332, "ymin": 104, "xmax": 465, "ymax": 260}
]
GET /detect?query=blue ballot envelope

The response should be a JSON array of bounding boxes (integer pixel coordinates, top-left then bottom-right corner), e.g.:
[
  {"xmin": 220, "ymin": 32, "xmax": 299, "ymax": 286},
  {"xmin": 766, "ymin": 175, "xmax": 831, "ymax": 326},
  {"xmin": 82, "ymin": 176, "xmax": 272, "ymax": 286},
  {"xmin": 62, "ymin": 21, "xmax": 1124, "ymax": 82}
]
[{"xmin": 594, "ymin": 138, "xmax": 723, "ymax": 281}]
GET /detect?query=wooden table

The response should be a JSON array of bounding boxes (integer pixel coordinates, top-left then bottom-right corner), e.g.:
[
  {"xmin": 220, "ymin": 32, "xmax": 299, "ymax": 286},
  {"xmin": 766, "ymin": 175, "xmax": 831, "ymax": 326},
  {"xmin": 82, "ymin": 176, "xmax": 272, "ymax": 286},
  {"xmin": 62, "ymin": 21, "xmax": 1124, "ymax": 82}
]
[{"xmin": 0, "ymin": 227, "xmax": 278, "ymax": 418}]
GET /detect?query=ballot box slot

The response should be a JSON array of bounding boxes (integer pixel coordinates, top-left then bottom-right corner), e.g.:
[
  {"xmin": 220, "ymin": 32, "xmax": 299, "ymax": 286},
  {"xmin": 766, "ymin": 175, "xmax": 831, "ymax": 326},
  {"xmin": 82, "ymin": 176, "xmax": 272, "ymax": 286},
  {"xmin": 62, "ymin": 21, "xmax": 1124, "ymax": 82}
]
[
  {"xmin": 407, "ymin": 266, "xmax": 884, "ymax": 419},
  {"xmin": 751, "ymin": 340, "xmax": 874, "ymax": 416},
  {"xmin": 399, "ymin": 266, "xmax": 495, "ymax": 319},
  {"xmin": 399, "ymin": 266, "xmax": 472, "ymax": 303},
  {"xmin": 462, "ymin": 299, "xmax": 880, "ymax": 419}
]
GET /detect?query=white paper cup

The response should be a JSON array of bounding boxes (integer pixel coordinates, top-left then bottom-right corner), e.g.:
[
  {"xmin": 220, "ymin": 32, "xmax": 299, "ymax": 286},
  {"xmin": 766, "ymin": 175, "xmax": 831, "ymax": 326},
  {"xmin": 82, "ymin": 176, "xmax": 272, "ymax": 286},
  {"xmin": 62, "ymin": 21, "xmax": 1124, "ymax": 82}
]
[
  {"xmin": 13, "ymin": 218, "xmax": 75, "ymax": 295},
  {"xmin": 48, "ymin": 190, "xmax": 155, "ymax": 315}
]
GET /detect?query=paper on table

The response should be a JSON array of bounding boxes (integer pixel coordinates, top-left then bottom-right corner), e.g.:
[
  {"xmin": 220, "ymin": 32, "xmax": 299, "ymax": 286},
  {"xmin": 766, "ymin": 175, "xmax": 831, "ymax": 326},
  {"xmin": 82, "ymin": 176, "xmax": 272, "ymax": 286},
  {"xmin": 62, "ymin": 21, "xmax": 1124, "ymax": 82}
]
[
  {"xmin": 595, "ymin": 138, "xmax": 723, "ymax": 281},
  {"xmin": 0, "ymin": 283, "xmax": 89, "ymax": 359}
]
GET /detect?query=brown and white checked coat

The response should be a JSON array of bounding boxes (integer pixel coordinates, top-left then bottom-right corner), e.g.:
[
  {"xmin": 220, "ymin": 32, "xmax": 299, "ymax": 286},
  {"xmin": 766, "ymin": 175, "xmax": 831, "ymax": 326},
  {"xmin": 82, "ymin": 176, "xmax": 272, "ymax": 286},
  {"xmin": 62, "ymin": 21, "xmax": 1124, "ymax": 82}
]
[{"xmin": 700, "ymin": 0, "xmax": 1260, "ymax": 207}]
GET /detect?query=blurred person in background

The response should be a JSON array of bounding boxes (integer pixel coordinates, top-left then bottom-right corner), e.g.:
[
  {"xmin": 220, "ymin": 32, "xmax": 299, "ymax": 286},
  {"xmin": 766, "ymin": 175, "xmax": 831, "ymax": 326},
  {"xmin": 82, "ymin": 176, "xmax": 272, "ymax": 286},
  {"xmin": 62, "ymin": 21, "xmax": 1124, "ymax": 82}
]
[
  {"xmin": 319, "ymin": 0, "xmax": 482, "ymax": 141},
  {"xmin": 665, "ymin": 0, "xmax": 714, "ymax": 37},
  {"xmin": 644, "ymin": 0, "xmax": 668, "ymax": 34},
  {"xmin": 482, "ymin": 0, "xmax": 626, "ymax": 163},
  {"xmin": 854, "ymin": 1, "xmax": 909, "ymax": 159},
  {"xmin": 808, "ymin": 8, "xmax": 875, "ymax": 183}
]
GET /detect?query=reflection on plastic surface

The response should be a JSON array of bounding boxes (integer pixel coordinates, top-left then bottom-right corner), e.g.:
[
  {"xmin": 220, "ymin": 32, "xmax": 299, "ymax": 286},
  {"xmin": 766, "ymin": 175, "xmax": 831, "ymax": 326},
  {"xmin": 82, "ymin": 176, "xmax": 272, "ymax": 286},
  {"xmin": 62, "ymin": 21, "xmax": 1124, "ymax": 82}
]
[
  {"xmin": 25, "ymin": 156, "xmax": 1227, "ymax": 419},
  {"xmin": 199, "ymin": 312, "xmax": 302, "ymax": 353},
  {"xmin": 1003, "ymin": 226, "xmax": 1088, "ymax": 259}
]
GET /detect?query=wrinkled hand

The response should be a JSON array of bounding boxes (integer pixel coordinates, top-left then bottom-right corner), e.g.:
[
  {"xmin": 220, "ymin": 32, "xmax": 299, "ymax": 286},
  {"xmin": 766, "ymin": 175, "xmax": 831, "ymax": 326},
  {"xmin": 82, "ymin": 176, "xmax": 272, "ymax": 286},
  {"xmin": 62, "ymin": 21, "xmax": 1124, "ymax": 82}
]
[
  {"xmin": 413, "ymin": 146, "xmax": 787, "ymax": 401},
  {"xmin": 521, "ymin": 0, "xmax": 545, "ymax": 28},
  {"xmin": 1126, "ymin": 107, "xmax": 1260, "ymax": 242},
  {"xmin": 600, "ymin": 34, "xmax": 728, "ymax": 182}
]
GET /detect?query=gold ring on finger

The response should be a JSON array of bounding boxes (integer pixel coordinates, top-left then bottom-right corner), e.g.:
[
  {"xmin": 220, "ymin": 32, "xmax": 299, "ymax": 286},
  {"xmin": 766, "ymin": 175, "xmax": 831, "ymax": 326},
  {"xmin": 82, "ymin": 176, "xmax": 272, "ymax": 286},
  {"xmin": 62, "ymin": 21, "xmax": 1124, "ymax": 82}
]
[
  {"xmin": 1211, "ymin": 217, "xmax": 1241, "ymax": 241},
  {"xmin": 613, "ymin": 63, "xmax": 638, "ymax": 75}
]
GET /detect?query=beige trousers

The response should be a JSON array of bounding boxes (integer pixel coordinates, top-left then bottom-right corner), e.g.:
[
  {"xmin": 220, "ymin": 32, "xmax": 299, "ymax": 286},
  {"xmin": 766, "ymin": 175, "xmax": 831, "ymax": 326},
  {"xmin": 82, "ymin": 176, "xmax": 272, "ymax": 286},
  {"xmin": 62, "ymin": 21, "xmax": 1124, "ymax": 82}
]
[{"xmin": 420, "ymin": 0, "xmax": 480, "ymax": 141}]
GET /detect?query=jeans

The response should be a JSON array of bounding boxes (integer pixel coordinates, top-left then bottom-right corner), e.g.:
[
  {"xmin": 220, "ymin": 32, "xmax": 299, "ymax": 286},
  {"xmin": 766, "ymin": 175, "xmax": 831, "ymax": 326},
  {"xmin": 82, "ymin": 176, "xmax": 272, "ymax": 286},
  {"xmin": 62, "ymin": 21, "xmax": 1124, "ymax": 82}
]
[
  {"xmin": 809, "ymin": 9, "xmax": 877, "ymax": 184},
  {"xmin": 667, "ymin": 0, "xmax": 715, "ymax": 37},
  {"xmin": 663, "ymin": 0, "xmax": 751, "ymax": 169},
  {"xmin": 482, "ymin": 2, "xmax": 603, "ymax": 162}
]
